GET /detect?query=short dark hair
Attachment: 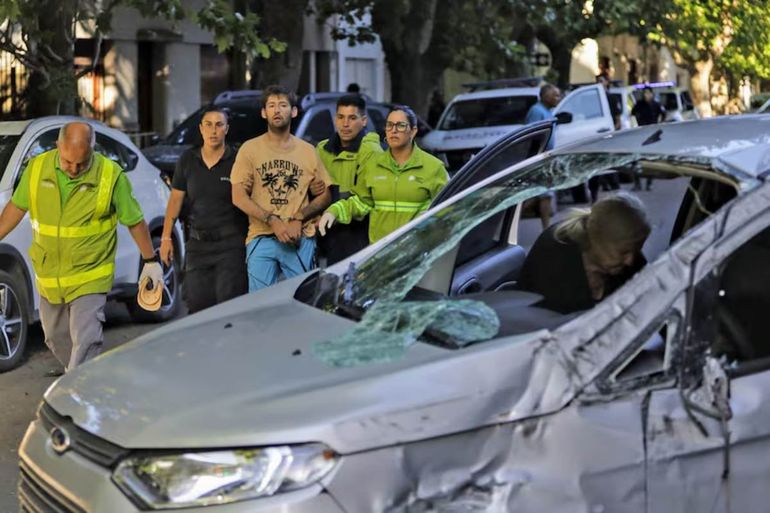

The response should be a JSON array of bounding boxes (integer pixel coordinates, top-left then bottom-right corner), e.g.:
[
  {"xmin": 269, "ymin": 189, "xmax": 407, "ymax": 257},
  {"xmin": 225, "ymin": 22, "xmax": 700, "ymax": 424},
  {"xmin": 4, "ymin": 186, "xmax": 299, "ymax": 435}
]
[
  {"xmin": 337, "ymin": 94, "xmax": 367, "ymax": 114},
  {"xmin": 388, "ymin": 104, "xmax": 417, "ymax": 128},
  {"xmin": 346, "ymin": 83, "xmax": 361, "ymax": 93},
  {"xmin": 261, "ymin": 85, "xmax": 298, "ymax": 109},
  {"xmin": 539, "ymin": 84, "xmax": 558, "ymax": 101},
  {"xmin": 642, "ymin": 86, "xmax": 653, "ymax": 93},
  {"xmin": 200, "ymin": 106, "xmax": 229, "ymax": 124}
]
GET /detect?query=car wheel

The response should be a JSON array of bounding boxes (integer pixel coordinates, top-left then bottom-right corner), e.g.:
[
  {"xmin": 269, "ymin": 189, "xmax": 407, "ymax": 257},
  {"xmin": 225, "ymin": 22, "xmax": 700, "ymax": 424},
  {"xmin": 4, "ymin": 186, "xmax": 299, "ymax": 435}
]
[
  {"xmin": 0, "ymin": 270, "xmax": 30, "ymax": 372},
  {"xmin": 128, "ymin": 235, "xmax": 182, "ymax": 323}
]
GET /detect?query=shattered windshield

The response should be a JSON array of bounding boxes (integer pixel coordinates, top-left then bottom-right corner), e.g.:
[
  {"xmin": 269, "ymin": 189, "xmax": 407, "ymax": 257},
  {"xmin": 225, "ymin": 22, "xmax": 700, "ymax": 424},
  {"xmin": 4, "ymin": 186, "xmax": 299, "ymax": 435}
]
[
  {"xmin": 311, "ymin": 151, "xmax": 714, "ymax": 367},
  {"xmin": 351, "ymin": 153, "xmax": 643, "ymax": 307}
]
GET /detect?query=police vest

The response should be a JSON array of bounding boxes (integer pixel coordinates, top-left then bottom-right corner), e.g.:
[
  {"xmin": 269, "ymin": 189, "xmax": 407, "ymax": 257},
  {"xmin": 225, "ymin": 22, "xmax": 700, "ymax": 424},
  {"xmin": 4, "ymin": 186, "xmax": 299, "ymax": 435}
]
[{"xmin": 27, "ymin": 150, "xmax": 120, "ymax": 304}]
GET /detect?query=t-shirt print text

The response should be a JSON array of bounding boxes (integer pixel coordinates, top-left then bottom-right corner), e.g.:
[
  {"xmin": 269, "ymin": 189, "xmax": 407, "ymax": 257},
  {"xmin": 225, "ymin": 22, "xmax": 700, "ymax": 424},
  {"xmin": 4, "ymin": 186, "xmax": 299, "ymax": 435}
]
[{"xmin": 259, "ymin": 159, "xmax": 304, "ymax": 206}]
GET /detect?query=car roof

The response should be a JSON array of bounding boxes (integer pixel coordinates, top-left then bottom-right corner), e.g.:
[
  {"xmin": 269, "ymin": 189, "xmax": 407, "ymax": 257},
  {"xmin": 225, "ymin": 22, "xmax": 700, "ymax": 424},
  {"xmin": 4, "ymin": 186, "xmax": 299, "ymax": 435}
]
[
  {"xmin": 213, "ymin": 90, "xmax": 262, "ymax": 103},
  {"xmin": 450, "ymin": 87, "xmax": 541, "ymax": 103},
  {"xmin": 0, "ymin": 120, "xmax": 33, "ymax": 135},
  {"xmin": 554, "ymin": 115, "xmax": 770, "ymax": 178},
  {"xmin": 0, "ymin": 116, "xmax": 110, "ymax": 136}
]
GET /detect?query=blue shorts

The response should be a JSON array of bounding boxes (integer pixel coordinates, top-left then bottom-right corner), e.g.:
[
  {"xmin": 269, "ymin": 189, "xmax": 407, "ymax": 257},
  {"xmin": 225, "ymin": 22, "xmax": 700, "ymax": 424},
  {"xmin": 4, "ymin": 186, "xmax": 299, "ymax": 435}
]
[{"xmin": 245, "ymin": 236, "xmax": 316, "ymax": 292}]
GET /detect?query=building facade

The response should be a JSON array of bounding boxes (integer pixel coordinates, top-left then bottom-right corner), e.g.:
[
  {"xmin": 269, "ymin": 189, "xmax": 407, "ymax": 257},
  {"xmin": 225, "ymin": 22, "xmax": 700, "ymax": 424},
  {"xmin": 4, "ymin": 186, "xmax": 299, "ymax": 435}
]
[{"xmin": 0, "ymin": 1, "xmax": 390, "ymax": 139}]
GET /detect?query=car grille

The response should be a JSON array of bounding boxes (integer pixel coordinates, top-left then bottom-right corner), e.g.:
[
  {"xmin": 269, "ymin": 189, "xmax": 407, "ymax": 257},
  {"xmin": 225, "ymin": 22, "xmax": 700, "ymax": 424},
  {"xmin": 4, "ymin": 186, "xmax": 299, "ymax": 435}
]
[
  {"xmin": 18, "ymin": 461, "xmax": 86, "ymax": 513},
  {"xmin": 444, "ymin": 148, "xmax": 482, "ymax": 172},
  {"xmin": 38, "ymin": 403, "xmax": 128, "ymax": 469}
]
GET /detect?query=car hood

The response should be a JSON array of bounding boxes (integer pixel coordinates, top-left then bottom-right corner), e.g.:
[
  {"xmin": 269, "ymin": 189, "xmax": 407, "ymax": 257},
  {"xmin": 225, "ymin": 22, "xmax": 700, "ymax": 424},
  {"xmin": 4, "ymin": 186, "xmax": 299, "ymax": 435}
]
[
  {"xmin": 422, "ymin": 125, "xmax": 520, "ymax": 151},
  {"xmin": 142, "ymin": 144, "xmax": 189, "ymax": 172},
  {"xmin": 44, "ymin": 279, "xmax": 566, "ymax": 454}
]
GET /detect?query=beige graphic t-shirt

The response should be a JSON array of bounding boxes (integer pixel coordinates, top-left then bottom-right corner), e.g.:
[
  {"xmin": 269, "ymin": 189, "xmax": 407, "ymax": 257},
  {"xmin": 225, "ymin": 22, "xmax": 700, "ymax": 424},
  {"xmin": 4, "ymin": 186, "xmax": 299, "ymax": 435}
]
[{"xmin": 231, "ymin": 134, "xmax": 332, "ymax": 243}]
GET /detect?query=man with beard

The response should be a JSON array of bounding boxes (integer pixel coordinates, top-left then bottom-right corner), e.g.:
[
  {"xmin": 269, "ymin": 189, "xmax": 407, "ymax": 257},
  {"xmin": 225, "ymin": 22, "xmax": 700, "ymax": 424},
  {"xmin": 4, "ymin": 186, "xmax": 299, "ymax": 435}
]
[{"xmin": 232, "ymin": 85, "xmax": 332, "ymax": 292}]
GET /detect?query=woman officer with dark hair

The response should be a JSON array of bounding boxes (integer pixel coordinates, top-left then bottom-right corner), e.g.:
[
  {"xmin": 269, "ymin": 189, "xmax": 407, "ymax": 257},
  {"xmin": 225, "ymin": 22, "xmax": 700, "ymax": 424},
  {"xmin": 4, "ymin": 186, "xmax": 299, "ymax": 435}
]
[
  {"xmin": 318, "ymin": 104, "xmax": 449, "ymax": 244},
  {"xmin": 159, "ymin": 107, "xmax": 248, "ymax": 312}
]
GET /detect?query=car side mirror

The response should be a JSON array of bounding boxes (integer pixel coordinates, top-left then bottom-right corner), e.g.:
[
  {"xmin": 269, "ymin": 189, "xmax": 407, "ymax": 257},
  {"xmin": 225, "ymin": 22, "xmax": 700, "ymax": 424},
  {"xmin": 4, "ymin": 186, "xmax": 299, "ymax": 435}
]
[
  {"xmin": 555, "ymin": 112, "xmax": 573, "ymax": 125},
  {"xmin": 150, "ymin": 134, "xmax": 161, "ymax": 146}
]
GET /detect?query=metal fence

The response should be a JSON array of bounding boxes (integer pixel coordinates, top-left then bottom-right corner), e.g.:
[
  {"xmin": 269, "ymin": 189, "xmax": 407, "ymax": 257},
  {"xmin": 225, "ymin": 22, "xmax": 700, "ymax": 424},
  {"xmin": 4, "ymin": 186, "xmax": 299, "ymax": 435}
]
[{"xmin": 0, "ymin": 51, "xmax": 28, "ymax": 120}]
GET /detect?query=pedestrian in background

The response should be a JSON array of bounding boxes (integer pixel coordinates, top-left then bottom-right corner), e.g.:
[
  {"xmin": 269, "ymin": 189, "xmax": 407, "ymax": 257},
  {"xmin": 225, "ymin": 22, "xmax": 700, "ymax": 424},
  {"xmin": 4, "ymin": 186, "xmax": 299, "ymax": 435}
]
[
  {"xmin": 589, "ymin": 74, "xmax": 621, "ymax": 202},
  {"xmin": 524, "ymin": 83, "xmax": 561, "ymax": 229},
  {"xmin": 160, "ymin": 108, "xmax": 247, "ymax": 313},
  {"xmin": 231, "ymin": 85, "xmax": 332, "ymax": 292},
  {"xmin": 0, "ymin": 121, "xmax": 162, "ymax": 372},
  {"xmin": 316, "ymin": 94, "xmax": 383, "ymax": 264},
  {"xmin": 631, "ymin": 86, "xmax": 666, "ymax": 191},
  {"xmin": 318, "ymin": 105, "xmax": 448, "ymax": 244}
]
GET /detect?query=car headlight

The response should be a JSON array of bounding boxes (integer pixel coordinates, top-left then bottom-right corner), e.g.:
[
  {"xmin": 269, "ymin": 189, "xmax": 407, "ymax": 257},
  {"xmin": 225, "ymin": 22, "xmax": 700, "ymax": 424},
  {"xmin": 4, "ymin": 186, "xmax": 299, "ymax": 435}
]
[{"xmin": 113, "ymin": 444, "xmax": 338, "ymax": 509}]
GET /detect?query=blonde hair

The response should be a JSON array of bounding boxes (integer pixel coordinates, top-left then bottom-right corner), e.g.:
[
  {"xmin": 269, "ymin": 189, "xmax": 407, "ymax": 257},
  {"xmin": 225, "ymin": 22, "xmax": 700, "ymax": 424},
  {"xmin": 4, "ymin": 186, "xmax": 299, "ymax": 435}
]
[{"xmin": 555, "ymin": 191, "xmax": 650, "ymax": 250}]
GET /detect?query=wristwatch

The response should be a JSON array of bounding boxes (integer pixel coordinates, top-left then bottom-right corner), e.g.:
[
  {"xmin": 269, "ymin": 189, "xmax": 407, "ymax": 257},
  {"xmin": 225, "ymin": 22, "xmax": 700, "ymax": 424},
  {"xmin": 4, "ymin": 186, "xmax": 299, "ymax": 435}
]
[{"xmin": 143, "ymin": 254, "xmax": 160, "ymax": 264}]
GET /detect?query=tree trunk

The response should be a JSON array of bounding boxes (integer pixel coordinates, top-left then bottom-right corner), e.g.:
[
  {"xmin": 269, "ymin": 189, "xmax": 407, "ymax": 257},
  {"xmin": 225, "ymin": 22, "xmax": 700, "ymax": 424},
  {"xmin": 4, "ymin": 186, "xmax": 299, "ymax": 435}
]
[
  {"xmin": 24, "ymin": 0, "xmax": 78, "ymax": 116},
  {"xmin": 535, "ymin": 26, "xmax": 577, "ymax": 89},
  {"xmin": 228, "ymin": 0, "xmax": 249, "ymax": 90},
  {"xmin": 384, "ymin": 51, "xmax": 443, "ymax": 118},
  {"xmin": 250, "ymin": 0, "xmax": 309, "ymax": 91},
  {"xmin": 550, "ymin": 44, "xmax": 573, "ymax": 89},
  {"xmin": 371, "ymin": 0, "xmax": 451, "ymax": 118},
  {"xmin": 690, "ymin": 58, "xmax": 713, "ymax": 118}
]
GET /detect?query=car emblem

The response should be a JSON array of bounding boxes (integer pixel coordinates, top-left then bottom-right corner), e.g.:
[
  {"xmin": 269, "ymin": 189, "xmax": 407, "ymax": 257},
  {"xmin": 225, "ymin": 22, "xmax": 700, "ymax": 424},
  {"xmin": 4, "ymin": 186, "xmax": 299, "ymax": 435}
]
[{"xmin": 50, "ymin": 427, "xmax": 71, "ymax": 454}]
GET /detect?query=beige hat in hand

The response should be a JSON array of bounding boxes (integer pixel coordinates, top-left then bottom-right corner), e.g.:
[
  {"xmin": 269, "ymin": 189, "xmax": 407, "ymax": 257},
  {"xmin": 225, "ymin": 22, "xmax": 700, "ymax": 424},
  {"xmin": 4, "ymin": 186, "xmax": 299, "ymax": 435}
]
[{"xmin": 137, "ymin": 276, "xmax": 162, "ymax": 311}]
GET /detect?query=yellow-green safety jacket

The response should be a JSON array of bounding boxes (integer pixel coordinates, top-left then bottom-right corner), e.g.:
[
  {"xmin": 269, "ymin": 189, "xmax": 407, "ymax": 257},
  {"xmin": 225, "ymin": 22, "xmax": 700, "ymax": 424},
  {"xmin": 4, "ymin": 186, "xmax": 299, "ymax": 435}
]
[
  {"xmin": 317, "ymin": 132, "xmax": 383, "ymax": 194},
  {"xmin": 326, "ymin": 144, "xmax": 449, "ymax": 243},
  {"xmin": 27, "ymin": 150, "xmax": 121, "ymax": 304}
]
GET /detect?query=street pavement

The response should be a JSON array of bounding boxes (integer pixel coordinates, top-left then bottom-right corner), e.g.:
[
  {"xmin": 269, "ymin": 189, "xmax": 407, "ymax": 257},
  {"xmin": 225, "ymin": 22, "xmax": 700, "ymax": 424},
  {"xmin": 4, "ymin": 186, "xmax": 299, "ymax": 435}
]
[
  {"xmin": 0, "ymin": 177, "xmax": 687, "ymax": 513},
  {"xmin": 0, "ymin": 303, "xmax": 179, "ymax": 512}
]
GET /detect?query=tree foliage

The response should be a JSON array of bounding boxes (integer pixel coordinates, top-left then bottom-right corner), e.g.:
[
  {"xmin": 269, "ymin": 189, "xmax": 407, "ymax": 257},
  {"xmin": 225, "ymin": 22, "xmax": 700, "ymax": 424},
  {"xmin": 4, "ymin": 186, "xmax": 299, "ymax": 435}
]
[
  {"xmin": 314, "ymin": 0, "xmax": 534, "ymax": 116},
  {"xmin": 638, "ymin": 0, "xmax": 770, "ymax": 114},
  {"xmin": 0, "ymin": 0, "xmax": 284, "ymax": 115}
]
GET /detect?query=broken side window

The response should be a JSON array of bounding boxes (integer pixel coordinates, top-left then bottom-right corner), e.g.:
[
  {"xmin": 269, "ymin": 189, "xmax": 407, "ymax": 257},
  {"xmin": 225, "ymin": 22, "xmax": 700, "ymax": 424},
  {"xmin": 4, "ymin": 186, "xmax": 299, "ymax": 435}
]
[
  {"xmin": 709, "ymin": 225, "xmax": 770, "ymax": 369},
  {"xmin": 608, "ymin": 313, "xmax": 680, "ymax": 389}
]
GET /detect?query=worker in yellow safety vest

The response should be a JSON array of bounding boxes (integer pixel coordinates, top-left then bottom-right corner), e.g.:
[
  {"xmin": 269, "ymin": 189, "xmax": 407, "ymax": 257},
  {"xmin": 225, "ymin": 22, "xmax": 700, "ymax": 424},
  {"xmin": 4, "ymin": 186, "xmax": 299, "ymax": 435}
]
[
  {"xmin": 0, "ymin": 121, "xmax": 163, "ymax": 373},
  {"xmin": 319, "ymin": 105, "xmax": 448, "ymax": 244}
]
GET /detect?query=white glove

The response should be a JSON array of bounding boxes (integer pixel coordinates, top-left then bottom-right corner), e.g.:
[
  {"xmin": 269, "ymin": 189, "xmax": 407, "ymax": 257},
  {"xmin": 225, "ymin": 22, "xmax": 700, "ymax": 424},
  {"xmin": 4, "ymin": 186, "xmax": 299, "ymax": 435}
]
[
  {"xmin": 318, "ymin": 212, "xmax": 336, "ymax": 236},
  {"xmin": 140, "ymin": 261, "xmax": 164, "ymax": 291}
]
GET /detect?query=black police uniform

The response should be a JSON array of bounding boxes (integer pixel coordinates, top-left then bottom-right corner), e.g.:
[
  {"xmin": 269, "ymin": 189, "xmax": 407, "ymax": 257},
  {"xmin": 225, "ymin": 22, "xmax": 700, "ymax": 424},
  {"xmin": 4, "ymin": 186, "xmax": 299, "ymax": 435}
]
[{"xmin": 172, "ymin": 146, "xmax": 248, "ymax": 312}]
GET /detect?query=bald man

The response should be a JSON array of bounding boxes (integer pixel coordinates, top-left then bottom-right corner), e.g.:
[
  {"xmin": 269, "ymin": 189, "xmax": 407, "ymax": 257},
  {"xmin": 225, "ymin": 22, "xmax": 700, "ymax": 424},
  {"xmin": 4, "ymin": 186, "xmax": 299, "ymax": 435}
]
[{"xmin": 0, "ymin": 121, "xmax": 162, "ymax": 372}]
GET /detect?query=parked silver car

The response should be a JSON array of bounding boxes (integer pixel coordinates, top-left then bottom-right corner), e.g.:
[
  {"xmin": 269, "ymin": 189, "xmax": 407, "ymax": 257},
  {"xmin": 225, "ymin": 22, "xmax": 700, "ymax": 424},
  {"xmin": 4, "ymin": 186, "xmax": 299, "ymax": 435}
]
[
  {"xmin": 19, "ymin": 116, "xmax": 770, "ymax": 512},
  {"xmin": 0, "ymin": 117, "xmax": 186, "ymax": 372}
]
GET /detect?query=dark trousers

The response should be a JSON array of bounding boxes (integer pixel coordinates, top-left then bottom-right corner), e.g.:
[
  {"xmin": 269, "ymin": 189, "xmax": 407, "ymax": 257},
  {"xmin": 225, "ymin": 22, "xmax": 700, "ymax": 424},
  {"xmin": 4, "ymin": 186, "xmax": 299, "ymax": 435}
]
[
  {"xmin": 588, "ymin": 172, "xmax": 620, "ymax": 203},
  {"xmin": 317, "ymin": 218, "xmax": 370, "ymax": 266},
  {"xmin": 184, "ymin": 245, "xmax": 248, "ymax": 313}
]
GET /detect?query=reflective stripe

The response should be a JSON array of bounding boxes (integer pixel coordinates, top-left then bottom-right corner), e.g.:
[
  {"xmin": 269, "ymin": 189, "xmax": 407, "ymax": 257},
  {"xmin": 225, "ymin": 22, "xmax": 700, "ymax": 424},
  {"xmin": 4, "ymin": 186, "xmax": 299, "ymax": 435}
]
[
  {"xmin": 93, "ymin": 157, "xmax": 116, "ymax": 220},
  {"xmin": 329, "ymin": 203, "xmax": 349, "ymax": 224},
  {"xmin": 373, "ymin": 200, "xmax": 429, "ymax": 212},
  {"xmin": 29, "ymin": 153, "xmax": 118, "ymax": 240},
  {"xmin": 28, "ymin": 155, "xmax": 46, "ymax": 221},
  {"xmin": 31, "ymin": 215, "xmax": 117, "ymax": 238},
  {"xmin": 36, "ymin": 263, "xmax": 114, "ymax": 288},
  {"xmin": 350, "ymin": 195, "xmax": 372, "ymax": 214}
]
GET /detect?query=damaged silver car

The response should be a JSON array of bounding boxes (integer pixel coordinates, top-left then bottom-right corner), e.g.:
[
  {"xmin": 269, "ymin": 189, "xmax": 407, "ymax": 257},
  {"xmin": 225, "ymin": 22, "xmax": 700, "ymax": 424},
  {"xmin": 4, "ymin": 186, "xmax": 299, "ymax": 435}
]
[{"xmin": 18, "ymin": 116, "xmax": 770, "ymax": 512}]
